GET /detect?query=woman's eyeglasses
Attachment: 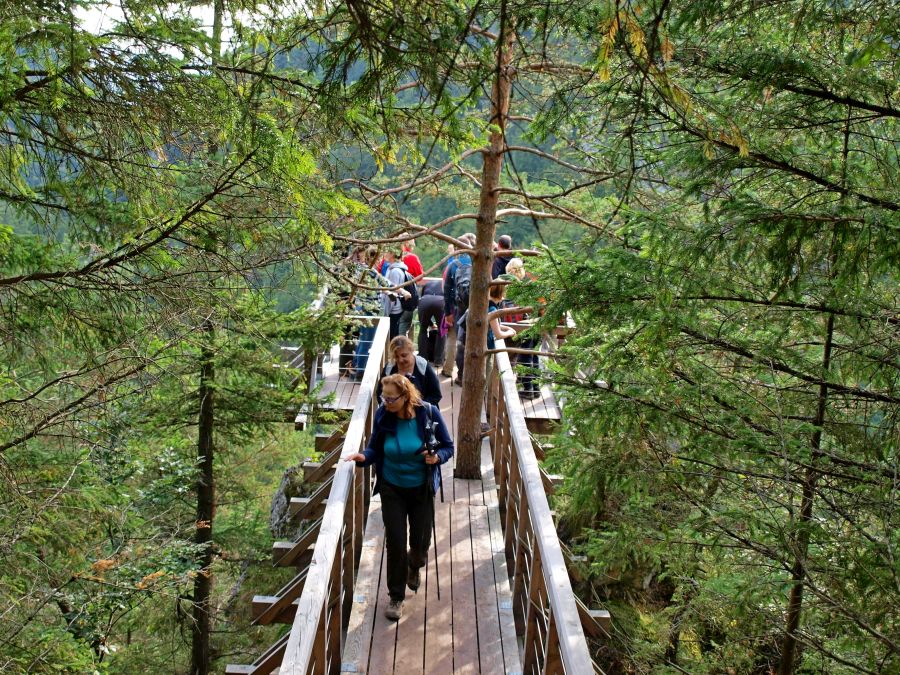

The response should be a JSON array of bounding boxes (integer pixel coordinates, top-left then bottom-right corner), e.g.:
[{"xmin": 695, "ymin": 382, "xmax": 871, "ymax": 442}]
[{"xmin": 380, "ymin": 394, "xmax": 403, "ymax": 405}]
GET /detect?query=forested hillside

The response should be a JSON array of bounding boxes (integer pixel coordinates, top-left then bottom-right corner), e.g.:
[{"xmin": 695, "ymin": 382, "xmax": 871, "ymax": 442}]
[{"xmin": 0, "ymin": 0, "xmax": 896, "ymax": 673}]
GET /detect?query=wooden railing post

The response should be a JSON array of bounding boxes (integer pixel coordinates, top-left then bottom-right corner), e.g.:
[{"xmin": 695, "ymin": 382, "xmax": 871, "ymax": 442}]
[{"xmin": 522, "ymin": 555, "xmax": 545, "ymax": 673}]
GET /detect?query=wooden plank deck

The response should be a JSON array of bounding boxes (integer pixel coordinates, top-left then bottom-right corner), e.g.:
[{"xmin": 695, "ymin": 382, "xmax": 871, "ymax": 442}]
[{"xmin": 339, "ymin": 374, "xmax": 524, "ymax": 674}]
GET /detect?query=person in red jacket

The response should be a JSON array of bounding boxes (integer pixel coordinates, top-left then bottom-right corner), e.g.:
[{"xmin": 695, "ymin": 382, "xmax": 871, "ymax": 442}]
[{"xmin": 401, "ymin": 233, "xmax": 424, "ymax": 278}]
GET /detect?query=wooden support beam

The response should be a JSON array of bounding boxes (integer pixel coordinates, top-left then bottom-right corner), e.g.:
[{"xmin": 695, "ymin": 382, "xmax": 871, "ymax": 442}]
[
  {"xmin": 540, "ymin": 468, "xmax": 564, "ymax": 495},
  {"xmin": 286, "ymin": 476, "xmax": 332, "ymax": 520},
  {"xmin": 252, "ymin": 595, "xmax": 300, "ymax": 624},
  {"xmin": 252, "ymin": 564, "xmax": 311, "ymax": 626},
  {"xmin": 302, "ymin": 461, "xmax": 336, "ymax": 482},
  {"xmin": 560, "ymin": 541, "xmax": 589, "ymax": 583},
  {"xmin": 288, "ymin": 496, "xmax": 326, "ymax": 519},
  {"xmin": 271, "ymin": 542, "xmax": 314, "ymax": 568},
  {"xmin": 272, "ymin": 517, "xmax": 322, "ymax": 566},
  {"xmin": 566, "ymin": 554, "xmax": 588, "ymax": 584},
  {"xmin": 302, "ymin": 457, "xmax": 339, "ymax": 484},
  {"xmin": 294, "ymin": 405, "xmax": 310, "ymax": 431},
  {"xmin": 525, "ymin": 416, "xmax": 561, "ymax": 435},
  {"xmin": 281, "ymin": 345, "xmax": 300, "ymax": 360},
  {"xmin": 225, "ymin": 633, "xmax": 289, "ymax": 675},
  {"xmin": 576, "ymin": 596, "xmax": 611, "ymax": 637},
  {"xmin": 301, "ymin": 436, "xmax": 344, "ymax": 484},
  {"xmin": 314, "ymin": 431, "xmax": 345, "ymax": 453}
]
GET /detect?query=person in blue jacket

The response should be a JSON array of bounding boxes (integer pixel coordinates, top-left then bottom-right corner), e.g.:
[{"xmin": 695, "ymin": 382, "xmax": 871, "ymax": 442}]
[
  {"xmin": 345, "ymin": 374, "xmax": 454, "ymax": 621},
  {"xmin": 375, "ymin": 335, "xmax": 442, "ymax": 406}
]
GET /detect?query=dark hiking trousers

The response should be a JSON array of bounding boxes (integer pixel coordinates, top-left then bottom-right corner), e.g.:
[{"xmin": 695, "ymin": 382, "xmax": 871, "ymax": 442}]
[
  {"xmin": 380, "ymin": 480, "xmax": 433, "ymax": 602},
  {"xmin": 417, "ymin": 295, "xmax": 445, "ymax": 364},
  {"xmin": 389, "ymin": 312, "xmax": 403, "ymax": 339}
]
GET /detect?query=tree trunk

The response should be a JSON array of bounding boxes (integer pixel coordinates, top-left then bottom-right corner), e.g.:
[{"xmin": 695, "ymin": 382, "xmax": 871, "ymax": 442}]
[
  {"xmin": 190, "ymin": 325, "xmax": 216, "ymax": 675},
  {"xmin": 777, "ymin": 312, "xmax": 834, "ymax": 675},
  {"xmin": 779, "ymin": 101, "xmax": 849, "ymax": 674},
  {"xmin": 190, "ymin": 5, "xmax": 223, "ymax": 671},
  {"xmin": 455, "ymin": 4, "xmax": 515, "ymax": 478}
]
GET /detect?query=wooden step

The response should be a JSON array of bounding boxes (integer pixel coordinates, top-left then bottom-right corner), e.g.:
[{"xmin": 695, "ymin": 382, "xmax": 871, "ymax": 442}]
[
  {"xmin": 225, "ymin": 632, "xmax": 289, "ymax": 674},
  {"xmin": 252, "ymin": 595, "xmax": 300, "ymax": 624},
  {"xmin": 288, "ymin": 496, "xmax": 326, "ymax": 519}
]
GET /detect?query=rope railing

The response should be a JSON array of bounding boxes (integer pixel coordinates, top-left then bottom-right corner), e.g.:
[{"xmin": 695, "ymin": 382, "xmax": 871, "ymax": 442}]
[{"xmin": 488, "ymin": 338, "xmax": 599, "ymax": 674}]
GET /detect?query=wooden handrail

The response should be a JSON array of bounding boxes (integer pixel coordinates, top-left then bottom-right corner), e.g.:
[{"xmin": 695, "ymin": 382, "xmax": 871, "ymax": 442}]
[
  {"xmin": 278, "ymin": 316, "xmax": 390, "ymax": 674},
  {"xmin": 489, "ymin": 338, "xmax": 597, "ymax": 674}
]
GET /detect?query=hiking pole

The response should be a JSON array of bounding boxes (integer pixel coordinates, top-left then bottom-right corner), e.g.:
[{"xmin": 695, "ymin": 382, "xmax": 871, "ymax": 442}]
[
  {"xmin": 428, "ymin": 451, "xmax": 442, "ymax": 600},
  {"xmin": 417, "ymin": 449, "xmax": 442, "ymax": 600},
  {"xmin": 431, "ymin": 491, "xmax": 440, "ymax": 600}
]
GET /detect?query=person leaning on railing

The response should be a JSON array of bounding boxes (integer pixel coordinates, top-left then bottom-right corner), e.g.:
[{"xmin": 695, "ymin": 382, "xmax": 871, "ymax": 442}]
[{"xmin": 345, "ymin": 374, "xmax": 454, "ymax": 621}]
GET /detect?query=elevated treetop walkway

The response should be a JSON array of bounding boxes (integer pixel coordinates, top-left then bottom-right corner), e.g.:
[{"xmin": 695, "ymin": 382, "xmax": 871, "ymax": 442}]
[{"xmin": 228, "ymin": 316, "xmax": 608, "ymax": 674}]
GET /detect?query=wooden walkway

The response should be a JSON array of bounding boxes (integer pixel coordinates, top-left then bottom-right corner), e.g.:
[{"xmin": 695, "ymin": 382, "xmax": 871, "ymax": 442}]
[
  {"xmin": 229, "ymin": 320, "xmax": 601, "ymax": 675},
  {"xmin": 340, "ymin": 374, "xmax": 523, "ymax": 674}
]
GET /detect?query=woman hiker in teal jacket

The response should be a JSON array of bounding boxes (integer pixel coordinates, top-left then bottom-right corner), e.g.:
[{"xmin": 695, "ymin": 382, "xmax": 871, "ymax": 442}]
[{"xmin": 345, "ymin": 374, "xmax": 454, "ymax": 620}]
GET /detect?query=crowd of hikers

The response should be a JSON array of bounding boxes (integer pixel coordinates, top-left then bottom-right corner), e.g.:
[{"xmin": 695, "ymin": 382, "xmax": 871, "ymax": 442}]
[
  {"xmin": 340, "ymin": 231, "xmax": 541, "ymax": 621},
  {"xmin": 338, "ymin": 232, "xmax": 541, "ymax": 400}
]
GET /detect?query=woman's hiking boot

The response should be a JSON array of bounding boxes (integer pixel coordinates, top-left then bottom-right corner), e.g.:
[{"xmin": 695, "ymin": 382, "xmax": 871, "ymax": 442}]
[
  {"xmin": 407, "ymin": 565, "xmax": 421, "ymax": 592},
  {"xmin": 385, "ymin": 599, "xmax": 403, "ymax": 621}
]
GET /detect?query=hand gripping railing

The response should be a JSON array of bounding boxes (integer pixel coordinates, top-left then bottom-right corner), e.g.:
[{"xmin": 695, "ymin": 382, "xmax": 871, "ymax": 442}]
[{"xmin": 488, "ymin": 338, "xmax": 599, "ymax": 674}]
